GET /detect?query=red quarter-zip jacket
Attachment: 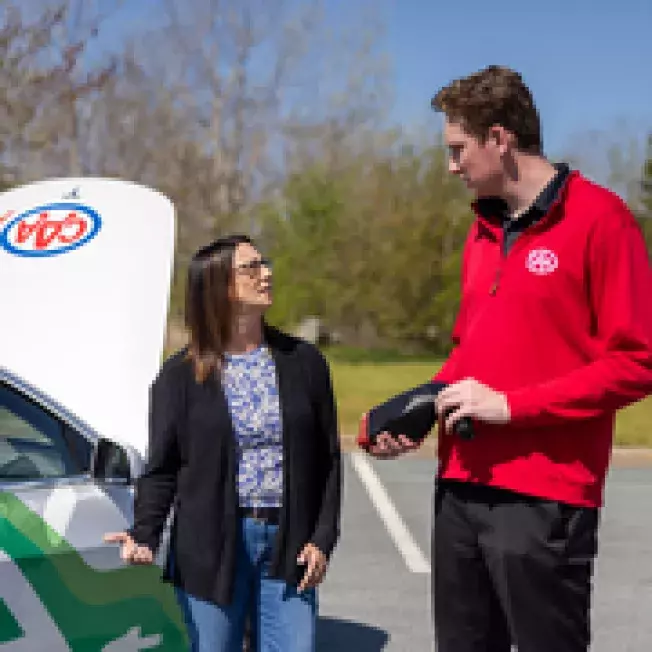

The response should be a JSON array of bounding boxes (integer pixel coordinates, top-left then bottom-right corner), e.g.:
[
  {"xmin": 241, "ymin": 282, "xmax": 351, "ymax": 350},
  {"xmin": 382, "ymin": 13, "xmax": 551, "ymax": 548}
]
[{"xmin": 433, "ymin": 171, "xmax": 652, "ymax": 507}]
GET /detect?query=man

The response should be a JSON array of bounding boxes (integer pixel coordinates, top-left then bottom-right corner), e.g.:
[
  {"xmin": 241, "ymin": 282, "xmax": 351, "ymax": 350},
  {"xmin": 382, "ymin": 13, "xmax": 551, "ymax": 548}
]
[{"xmin": 368, "ymin": 65, "xmax": 652, "ymax": 652}]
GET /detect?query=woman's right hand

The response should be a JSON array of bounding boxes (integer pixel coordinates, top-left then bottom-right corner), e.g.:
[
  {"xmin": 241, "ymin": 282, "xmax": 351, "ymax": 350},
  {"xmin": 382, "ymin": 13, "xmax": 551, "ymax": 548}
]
[{"xmin": 103, "ymin": 531, "xmax": 154, "ymax": 564}]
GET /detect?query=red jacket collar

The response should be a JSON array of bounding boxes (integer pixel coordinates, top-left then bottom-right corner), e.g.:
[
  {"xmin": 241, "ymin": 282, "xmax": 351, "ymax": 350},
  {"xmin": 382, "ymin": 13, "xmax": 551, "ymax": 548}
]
[{"xmin": 471, "ymin": 169, "xmax": 580, "ymax": 238}]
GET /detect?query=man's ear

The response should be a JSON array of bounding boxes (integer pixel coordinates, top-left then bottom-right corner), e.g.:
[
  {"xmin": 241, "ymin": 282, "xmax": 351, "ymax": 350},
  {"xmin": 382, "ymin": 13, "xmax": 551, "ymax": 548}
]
[{"xmin": 488, "ymin": 124, "xmax": 515, "ymax": 156}]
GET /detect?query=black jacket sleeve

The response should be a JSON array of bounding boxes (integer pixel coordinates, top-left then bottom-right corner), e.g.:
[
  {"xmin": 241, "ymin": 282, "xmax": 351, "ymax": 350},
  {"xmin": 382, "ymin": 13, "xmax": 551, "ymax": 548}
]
[
  {"xmin": 307, "ymin": 347, "xmax": 342, "ymax": 558},
  {"xmin": 129, "ymin": 365, "xmax": 182, "ymax": 552}
]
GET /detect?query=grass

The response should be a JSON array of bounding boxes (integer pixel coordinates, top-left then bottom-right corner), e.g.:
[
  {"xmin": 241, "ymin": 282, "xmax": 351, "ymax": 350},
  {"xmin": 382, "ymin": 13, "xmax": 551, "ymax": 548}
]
[
  {"xmin": 327, "ymin": 357, "xmax": 652, "ymax": 448},
  {"xmin": 329, "ymin": 359, "xmax": 438, "ymax": 439}
]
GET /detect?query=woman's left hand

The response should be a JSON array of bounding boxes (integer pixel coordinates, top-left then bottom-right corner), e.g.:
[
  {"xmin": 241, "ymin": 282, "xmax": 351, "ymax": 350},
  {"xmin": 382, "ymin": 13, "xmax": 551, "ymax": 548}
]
[{"xmin": 297, "ymin": 543, "xmax": 328, "ymax": 593}]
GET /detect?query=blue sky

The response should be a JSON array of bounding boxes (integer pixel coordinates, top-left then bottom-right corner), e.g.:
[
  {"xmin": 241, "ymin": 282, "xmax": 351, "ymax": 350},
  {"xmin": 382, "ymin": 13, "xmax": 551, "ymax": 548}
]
[
  {"xmin": 384, "ymin": 0, "xmax": 651, "ymax": 158},
  {"xmin": 99, "ymin": 0, "xmax": 650, "ymax": 166}
]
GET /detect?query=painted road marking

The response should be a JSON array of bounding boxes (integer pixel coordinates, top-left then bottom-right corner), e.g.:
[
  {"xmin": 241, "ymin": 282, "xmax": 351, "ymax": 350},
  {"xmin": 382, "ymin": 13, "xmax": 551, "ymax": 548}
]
[{"xmin": 350, "ymin": 452, "xmax": 431, "ymax": 574}]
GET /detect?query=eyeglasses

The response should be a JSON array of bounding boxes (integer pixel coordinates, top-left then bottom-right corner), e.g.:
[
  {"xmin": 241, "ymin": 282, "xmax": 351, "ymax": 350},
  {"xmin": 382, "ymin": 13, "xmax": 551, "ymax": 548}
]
[{"xmin": 234, "ymin": 257, "xmax": 273, "ymax": 277}]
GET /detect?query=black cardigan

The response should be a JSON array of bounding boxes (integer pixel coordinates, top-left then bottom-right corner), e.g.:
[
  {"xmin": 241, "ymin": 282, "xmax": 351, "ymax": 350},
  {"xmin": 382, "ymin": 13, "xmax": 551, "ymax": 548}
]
[{"xmin": 130, "ymin": 325, "xmax": 342, "ymax": 607}]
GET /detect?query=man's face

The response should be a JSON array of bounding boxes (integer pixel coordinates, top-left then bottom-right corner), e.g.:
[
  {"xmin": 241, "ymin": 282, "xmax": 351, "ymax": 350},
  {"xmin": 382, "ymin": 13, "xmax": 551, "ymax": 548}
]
[{"xmin": 444, "ymin": 119, "xmax": 504, "ymax": 198}]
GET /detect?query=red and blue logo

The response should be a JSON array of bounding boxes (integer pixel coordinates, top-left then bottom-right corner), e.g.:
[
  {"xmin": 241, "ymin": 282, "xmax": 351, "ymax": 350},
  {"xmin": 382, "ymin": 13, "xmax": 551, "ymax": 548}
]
[{"xmin": 0, "ymin": 203, "xmax": 102, "ymax": 257}]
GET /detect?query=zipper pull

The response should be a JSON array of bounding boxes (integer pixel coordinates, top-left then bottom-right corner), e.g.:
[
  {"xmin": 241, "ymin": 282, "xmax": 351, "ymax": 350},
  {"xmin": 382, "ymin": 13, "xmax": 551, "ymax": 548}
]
[{"xmin": 490, "ymin": 268, "xmax": 501, "ymax": 295}]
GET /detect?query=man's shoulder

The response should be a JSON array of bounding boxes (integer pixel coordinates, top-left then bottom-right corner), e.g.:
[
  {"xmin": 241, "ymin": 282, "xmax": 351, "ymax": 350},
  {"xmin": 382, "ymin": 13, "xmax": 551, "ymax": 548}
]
[{"xmin": 567, "ymin": 172, "xmax": 634, "ymax": 224}]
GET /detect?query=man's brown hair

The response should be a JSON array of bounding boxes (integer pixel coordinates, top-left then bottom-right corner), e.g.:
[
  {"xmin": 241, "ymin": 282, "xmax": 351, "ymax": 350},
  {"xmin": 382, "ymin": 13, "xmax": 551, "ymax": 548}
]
[{"xmin": 431, "ymin": 65, "xmax": 543, "ymax": 155}]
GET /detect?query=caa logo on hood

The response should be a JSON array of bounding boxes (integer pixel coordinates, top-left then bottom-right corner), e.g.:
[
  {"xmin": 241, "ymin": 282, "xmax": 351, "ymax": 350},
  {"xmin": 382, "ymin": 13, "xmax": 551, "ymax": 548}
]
[{"xmin": 0, "ymin": 203, "xmax": 102, "ymax": 257}]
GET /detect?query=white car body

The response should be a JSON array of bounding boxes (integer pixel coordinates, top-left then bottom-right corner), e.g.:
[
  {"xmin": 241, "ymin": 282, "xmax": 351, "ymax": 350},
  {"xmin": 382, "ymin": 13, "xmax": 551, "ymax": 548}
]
[{"xmin": 0, "ymin": 178, "xmax": 188, "ymax": 650}]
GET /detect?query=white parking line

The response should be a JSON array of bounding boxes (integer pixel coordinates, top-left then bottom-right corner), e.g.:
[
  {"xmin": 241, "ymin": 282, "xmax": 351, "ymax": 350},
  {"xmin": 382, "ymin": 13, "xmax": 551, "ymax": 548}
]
[{"xmin": 350, "ymin": 451, "xmax": 431, "ymax": 574}]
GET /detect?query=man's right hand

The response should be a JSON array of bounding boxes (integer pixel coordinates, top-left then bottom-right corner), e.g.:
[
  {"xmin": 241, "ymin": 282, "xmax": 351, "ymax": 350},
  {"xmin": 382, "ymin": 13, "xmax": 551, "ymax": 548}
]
[
  {"xmin": 103, "ymin": 531, "xmax": 154, "ymax": 564},
  {"xmin": 367, "ymin": 432, "xmax": 419, "ymax": 459}
]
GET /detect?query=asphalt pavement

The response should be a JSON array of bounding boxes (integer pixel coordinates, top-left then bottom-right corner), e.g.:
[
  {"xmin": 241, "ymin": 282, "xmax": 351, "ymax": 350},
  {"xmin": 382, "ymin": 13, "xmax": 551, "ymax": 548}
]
[{"xmin": 315, "ymin": 452, "xmax": 652, "ymax": 651}]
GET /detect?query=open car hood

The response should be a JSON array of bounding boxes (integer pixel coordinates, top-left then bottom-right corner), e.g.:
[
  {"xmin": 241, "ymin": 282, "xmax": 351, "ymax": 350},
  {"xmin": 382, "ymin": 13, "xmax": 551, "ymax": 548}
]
[{"xmin": 0, "ymin": 178, "xmax": 176, "ymax": 457}]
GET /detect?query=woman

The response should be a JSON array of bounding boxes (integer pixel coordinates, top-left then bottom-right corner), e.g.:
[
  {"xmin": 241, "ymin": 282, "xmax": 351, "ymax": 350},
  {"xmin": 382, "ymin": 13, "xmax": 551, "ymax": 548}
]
[{"xmin": 105, "ymin": 234, "xmax": 342, "ymax": 651}]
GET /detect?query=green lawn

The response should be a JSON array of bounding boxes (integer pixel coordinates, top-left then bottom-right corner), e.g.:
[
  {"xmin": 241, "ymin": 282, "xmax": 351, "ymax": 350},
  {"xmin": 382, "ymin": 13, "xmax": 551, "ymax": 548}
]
[{"xmin": 328, "ymin": 358, "xmax": 652, "ymax": 447}]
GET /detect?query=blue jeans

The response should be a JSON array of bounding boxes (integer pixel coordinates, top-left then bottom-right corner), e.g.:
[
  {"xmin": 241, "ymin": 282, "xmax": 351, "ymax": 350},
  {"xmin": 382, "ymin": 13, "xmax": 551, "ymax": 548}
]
[{"xmin": 174, "ymin": 517, "xmax": 318, "ymax": 652}]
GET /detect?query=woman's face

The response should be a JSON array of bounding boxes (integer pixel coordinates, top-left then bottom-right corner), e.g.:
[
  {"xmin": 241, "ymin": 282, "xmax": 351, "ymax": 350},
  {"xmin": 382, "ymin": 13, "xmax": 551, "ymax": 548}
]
[{"xmin": 230, "ymin": 242, "xmax": 273, "ymax": 311}]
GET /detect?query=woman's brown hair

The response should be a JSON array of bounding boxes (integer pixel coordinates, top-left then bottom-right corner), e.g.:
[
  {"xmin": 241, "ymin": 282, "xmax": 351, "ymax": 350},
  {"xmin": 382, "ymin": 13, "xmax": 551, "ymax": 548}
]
[{"xmin": 185, "ymin": 234, "xmax": 255, "ymax": 383}]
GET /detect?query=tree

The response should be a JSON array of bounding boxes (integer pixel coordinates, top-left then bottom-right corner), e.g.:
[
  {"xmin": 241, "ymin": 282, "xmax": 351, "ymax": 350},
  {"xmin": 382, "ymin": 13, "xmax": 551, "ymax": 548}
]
[
  {"xmin": 34, "ymin": 0, "xmax": 120, "ymax": 177},
  {"xmin": 122, "ymin": 0, "xmax": 390, "ymax": 317},
  {"xmin": 0, "ymin": 1, "xmax": 66, "ymax": 186},
  {"xmin": 258, "ymin": 128, "xmax": 474, "ymax": 353},
  {"xmin": 261, "ymin": 168, "xmax": 346, "ymax": 330},
  {"xmin": 0, "ymin": 0, "xmax": 122, "ymax": 184},
  {"xmin": 637, "ymin": 134, "xmax": 652, "ymax": 256},
  {"xmin": 120, "ymin": 0, "xmax": 329, "ymax": 248}
]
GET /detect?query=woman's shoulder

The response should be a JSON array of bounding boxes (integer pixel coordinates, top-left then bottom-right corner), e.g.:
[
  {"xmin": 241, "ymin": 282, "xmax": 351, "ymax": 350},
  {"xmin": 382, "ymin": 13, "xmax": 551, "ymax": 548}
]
[
  {"xmin": 155, "ymin": 346, "xmax": 192, "ymax": 386},
  {"xmin": 265, "ymin": 324, "xmax": 323, "ymax": 357},
  {"xmin": 264, "ymin": 324, "xmax": 330, "ymax": 374}
]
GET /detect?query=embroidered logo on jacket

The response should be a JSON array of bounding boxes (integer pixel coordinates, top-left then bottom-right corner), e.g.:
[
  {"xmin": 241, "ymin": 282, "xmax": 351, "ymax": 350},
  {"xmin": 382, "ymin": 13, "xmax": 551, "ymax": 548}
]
[{"xmin": 526, "ymin": 248, "xmax": 558, "ymax": 275}]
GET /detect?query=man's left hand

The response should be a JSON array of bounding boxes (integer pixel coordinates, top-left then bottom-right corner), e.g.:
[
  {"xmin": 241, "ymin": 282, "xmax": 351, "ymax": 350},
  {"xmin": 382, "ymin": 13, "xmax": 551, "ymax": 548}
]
[
  {"xmin": 297, "ymin": 543, "xmax": 328, "ymax": 593},
  {"xmin": 437, "ymin": 378, "xmax": 511, "ymax": 432}
]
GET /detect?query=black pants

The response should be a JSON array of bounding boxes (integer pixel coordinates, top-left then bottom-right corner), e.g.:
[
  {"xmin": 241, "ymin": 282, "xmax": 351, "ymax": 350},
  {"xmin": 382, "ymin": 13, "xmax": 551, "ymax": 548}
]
[{"xmin": 432, "ymin": 479, "xmax": 600, "ymax": 652}]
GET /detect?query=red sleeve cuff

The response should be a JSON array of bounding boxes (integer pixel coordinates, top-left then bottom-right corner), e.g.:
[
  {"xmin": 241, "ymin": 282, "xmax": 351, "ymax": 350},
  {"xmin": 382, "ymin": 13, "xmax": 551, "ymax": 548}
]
[
  {"xmin": 503, "ymin": 387, "xmax": 540, "ymax": 424},
  {"xmin": 357, "ymin": 412, "xmax": 371, "ymax": 451}
]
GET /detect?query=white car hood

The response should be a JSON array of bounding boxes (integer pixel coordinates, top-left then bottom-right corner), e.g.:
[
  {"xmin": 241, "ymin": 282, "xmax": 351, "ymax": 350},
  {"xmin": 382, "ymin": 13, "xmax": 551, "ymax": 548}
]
[{"xmin": 0, "ymin": 178, "xmax": 175, "ymax": 457}]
